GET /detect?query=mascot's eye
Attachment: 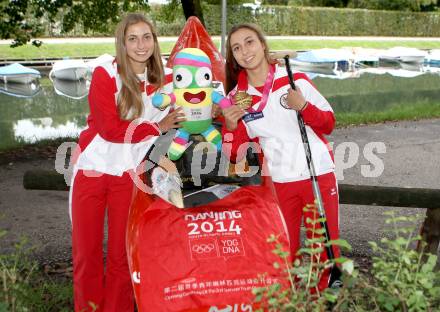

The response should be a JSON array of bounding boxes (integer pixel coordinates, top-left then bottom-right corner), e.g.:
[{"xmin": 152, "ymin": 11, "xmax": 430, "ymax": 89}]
[
  {"xmin": 195, "ymin": 67, "xmax": 212, "ymax": 87},
  {"xmin": 174, "ymin": 67, "xmax": 192, "ymax": 88}
]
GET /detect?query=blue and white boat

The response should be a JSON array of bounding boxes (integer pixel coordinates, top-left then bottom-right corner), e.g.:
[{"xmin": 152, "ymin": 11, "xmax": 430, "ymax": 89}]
[
  {"xmin": 290, "ymin": 48, "xmax": 352, "ymax": 72},
  {"xmin": 0, "ymin": 63, "xmax": 41, "ymax": 84}
]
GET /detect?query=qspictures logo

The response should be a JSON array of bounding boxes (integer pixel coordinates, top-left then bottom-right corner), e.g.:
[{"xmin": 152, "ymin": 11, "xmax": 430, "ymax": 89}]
[{"xmin": 54, "ymin": 120, "xmax": 387, "ymax": 190}]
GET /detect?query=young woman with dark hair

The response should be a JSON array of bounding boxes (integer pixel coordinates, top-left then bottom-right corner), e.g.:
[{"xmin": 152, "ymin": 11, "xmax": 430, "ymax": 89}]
[{"xmin": 222, "ymin": 23, "xmax": 340, "ymax": 292}]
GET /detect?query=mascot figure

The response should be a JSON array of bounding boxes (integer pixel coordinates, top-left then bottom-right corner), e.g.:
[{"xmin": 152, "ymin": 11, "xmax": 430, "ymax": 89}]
[{"xmin": 152, "ymin": 48, "xmax": 230, "ymax": 161}]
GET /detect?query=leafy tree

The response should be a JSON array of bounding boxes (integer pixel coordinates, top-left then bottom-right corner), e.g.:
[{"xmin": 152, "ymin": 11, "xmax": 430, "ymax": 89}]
[
  {"xmin": 289, "ymin": 0, "xmax": 349, "ymax": 7},
  {"xmin": 262, "ymin": 0, "xmax": 289, "ymax": 5},
  {"xmin": 0, "ymin": 0, "xmax": 149, "ymax": 47},
  {"xmin": 180, "ymin": 0, "xmax": 205, "ymax": 25},
  {"xmin": 154, "ymin": 0, "xmax": 182, "ymax": 23},
  {"xmin": 203, "ymin": 0, "xmax": 248, "ymax": 4},
  {"xmin": 349, "ymin": 0, "xmax": 438, "ymax": 12},
  {"xmin": 291, "ymin": 0, "xmax": 438, "ymax": 10},
  {"xmin": 153, "ymin": 0, "xmax": 249, "ymax": 29}
]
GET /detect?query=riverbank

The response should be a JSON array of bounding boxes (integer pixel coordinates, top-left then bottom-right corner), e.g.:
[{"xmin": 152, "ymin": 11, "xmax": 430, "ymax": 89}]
[{"xmin": 3, "ymin": 36, "xmax": 440, "ymax": 60}]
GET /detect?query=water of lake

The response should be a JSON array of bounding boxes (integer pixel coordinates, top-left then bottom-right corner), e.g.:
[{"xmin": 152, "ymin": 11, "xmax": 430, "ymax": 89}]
[{"xmin": 1, "ymin": 66, "xmax": 440, "ymax": 150}]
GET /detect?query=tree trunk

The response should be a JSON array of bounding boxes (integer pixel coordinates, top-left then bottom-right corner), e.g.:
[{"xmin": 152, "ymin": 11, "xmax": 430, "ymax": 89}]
[{"xmin": 181, "ymin": 0, "xmax": 205, "ymax": 26}]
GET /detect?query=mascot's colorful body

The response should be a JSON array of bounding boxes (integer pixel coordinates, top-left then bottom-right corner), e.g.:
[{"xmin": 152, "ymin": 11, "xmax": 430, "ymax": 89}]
[{"xmin": 152, "ymin": 48, "xmax": 230, "ymax": 161}]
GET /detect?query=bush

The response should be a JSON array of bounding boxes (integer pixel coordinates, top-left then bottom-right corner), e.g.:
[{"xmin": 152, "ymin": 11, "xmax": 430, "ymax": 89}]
[
  {"xmin": 38, "ymin": 5, "xmax": 440, "ymax": 37},
  {"xmin": 0, "ymin": 230, "xmax": 73, "ymax": 311},
  {"xmin": 254, "ymin": 210, "xmax": 440, "ymax": 311},
  {"xmin": 200, "ymin": 5, "xmax": 440, "ymax": 37},
  {"xmin": 253, "ymin": 204, "xmax": 353, "ymax": 311}
]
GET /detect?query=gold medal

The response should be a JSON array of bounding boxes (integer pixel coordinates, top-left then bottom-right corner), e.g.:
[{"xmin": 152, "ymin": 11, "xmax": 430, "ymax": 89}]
[{"xmin": 233, "ymin": 91, "xmax": 253, "ymax": 110}]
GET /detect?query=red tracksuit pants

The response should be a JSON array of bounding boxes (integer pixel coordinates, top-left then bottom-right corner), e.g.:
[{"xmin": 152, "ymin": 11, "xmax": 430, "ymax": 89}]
[
  {"xmin": 70, "ymin": 170, "xmax": 135, "ymax": 312},
  {"xmin": 273, "ymin": 172, "xmax": 340, "ymax": 291}
]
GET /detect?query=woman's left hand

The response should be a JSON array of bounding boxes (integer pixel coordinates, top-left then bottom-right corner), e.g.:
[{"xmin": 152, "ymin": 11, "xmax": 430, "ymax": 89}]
[
  {"xmin": 211, "ymin": 105, "xmax": 221, "ymax": 119},
  {"xmin": 287, "ymin": 88, "xmax": 308, "ymax": 111}
]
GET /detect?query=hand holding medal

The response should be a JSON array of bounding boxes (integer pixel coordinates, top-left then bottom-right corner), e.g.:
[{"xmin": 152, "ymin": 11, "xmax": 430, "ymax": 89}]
[
  {"xmin": 222, "ymin": 104, "xmax": 247, "ymax": 132},
  {"xmin": 233, "ymin": 90, "xmax": 253, "ymax": 110}
]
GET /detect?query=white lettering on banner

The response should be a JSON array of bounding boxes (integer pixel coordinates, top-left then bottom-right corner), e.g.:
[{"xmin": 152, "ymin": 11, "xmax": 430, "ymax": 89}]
[
  {"xmin": 162, "ymin": 276, "xmax": 279, "ymax": 302},
  {"xmin": 208, "ymin": 303, "xmax": 253, "ymax": 312},
  {"xmin": 188, "ymin": 236, "xmax": 245, "ymax": 260},
  {"xmin": 184, "ymin": 210, "xmax": 242, "ymax": 222},
  {"xmin": 185, "ymin": 209, "xmax": 245, "ymax": 260},
  {"xmin": 221, "ymin": 239, "xmax": 241, "ymax": 255},
  {"xmin": 188, "ymin": 220, "xmax": 242, "ymax": 235}
]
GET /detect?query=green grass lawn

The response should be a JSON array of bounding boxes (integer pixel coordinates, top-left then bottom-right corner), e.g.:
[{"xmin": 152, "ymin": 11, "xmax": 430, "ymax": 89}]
[
  {"xmin": 336, "ymin": 102, "xmax": 440, "ymax": 127},
  {"xmin": 2, "ymin": 39, "xmax": 440, "ymax": 60}
]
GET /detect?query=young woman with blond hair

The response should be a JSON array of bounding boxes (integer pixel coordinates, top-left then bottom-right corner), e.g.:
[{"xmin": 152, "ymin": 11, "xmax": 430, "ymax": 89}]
[
  {"xmin": 222, "ymin": 23, "xmax": 340, "ymax": 292},
  {"xmin": 70, "ymin": 13, "xmax": 184, "ymax": 311}
]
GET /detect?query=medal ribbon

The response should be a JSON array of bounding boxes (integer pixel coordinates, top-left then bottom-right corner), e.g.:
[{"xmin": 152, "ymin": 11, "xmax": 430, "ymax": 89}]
[{"xmin": 237, "ymin": 64, "xmax": 275, "ymax": 113}]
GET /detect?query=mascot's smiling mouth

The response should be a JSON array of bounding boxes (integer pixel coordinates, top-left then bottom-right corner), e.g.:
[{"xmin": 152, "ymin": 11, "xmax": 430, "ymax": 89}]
[{"xmin": 183, "ymin": 91, "xmax": 206, "ymax": 104}]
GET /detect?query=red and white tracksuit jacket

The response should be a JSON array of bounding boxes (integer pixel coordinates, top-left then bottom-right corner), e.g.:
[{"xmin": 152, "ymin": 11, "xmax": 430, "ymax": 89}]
[
  {"xmin": 69, "ymin": 59, "xmax": 172, "ymax": 311},
  {"xmin": 222, "ymin": 64, "xmax": 340, "ymax": 291}
]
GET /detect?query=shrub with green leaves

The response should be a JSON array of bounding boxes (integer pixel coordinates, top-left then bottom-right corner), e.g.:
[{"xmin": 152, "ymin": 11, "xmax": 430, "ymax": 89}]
[
  {"xmin": 253, "ymin": 209, "xmax": 440, "ymax": 312},
  {"xmin": 253, "ymin": 205, "xmax": 353, "ymax": 311},
  {"xmin": 0, "ymin": 230, "xmax": 73, "ymax": 312},
  {"xmin": 361, "ymin": 211, "xmax": 440, "ymax": 311}
]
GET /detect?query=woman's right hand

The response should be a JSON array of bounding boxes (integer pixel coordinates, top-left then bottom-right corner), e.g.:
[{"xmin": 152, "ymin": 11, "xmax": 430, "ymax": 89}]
[
  {"xmin": 157, "ymin": 107, "xmax": 186, "ymax": 133},
  {"xmin": 223, "ymin": 106, "xmax": 246, "ymax": 131}
]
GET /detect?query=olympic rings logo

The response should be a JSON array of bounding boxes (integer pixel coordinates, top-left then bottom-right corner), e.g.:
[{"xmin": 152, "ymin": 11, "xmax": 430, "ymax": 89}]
[{"xmin": 192, "ymin": 243, "xmax": 215, "ymax": 254}]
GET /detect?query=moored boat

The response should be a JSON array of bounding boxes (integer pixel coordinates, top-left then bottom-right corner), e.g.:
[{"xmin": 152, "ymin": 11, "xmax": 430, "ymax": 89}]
[
  {"xmin": 290, "ymin": 48, "xmax": 352, "ymax": 72},
  {"xmin": 85, "ymin": 53, "xmax": 114, "ymax": 73},
  {"xmin": 0, "ymin": 63, "xmax": 41, "ymax": 84},
  {"xmin": 49, "ymin": 59, "xmax": 89, "ymax": 81},
  {"xmin": 0, "ymin": 81, "xmax": 41, "ymax": 98},
  {"xmin": 52, "ymin": 78, "xmax": 89, "ymax": 100}
]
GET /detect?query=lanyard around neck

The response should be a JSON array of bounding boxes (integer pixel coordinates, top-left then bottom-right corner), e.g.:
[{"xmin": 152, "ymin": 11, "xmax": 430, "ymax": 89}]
[{"xmin": 237, "ymin": 64, "xmax": 275, "ymax": 113}]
